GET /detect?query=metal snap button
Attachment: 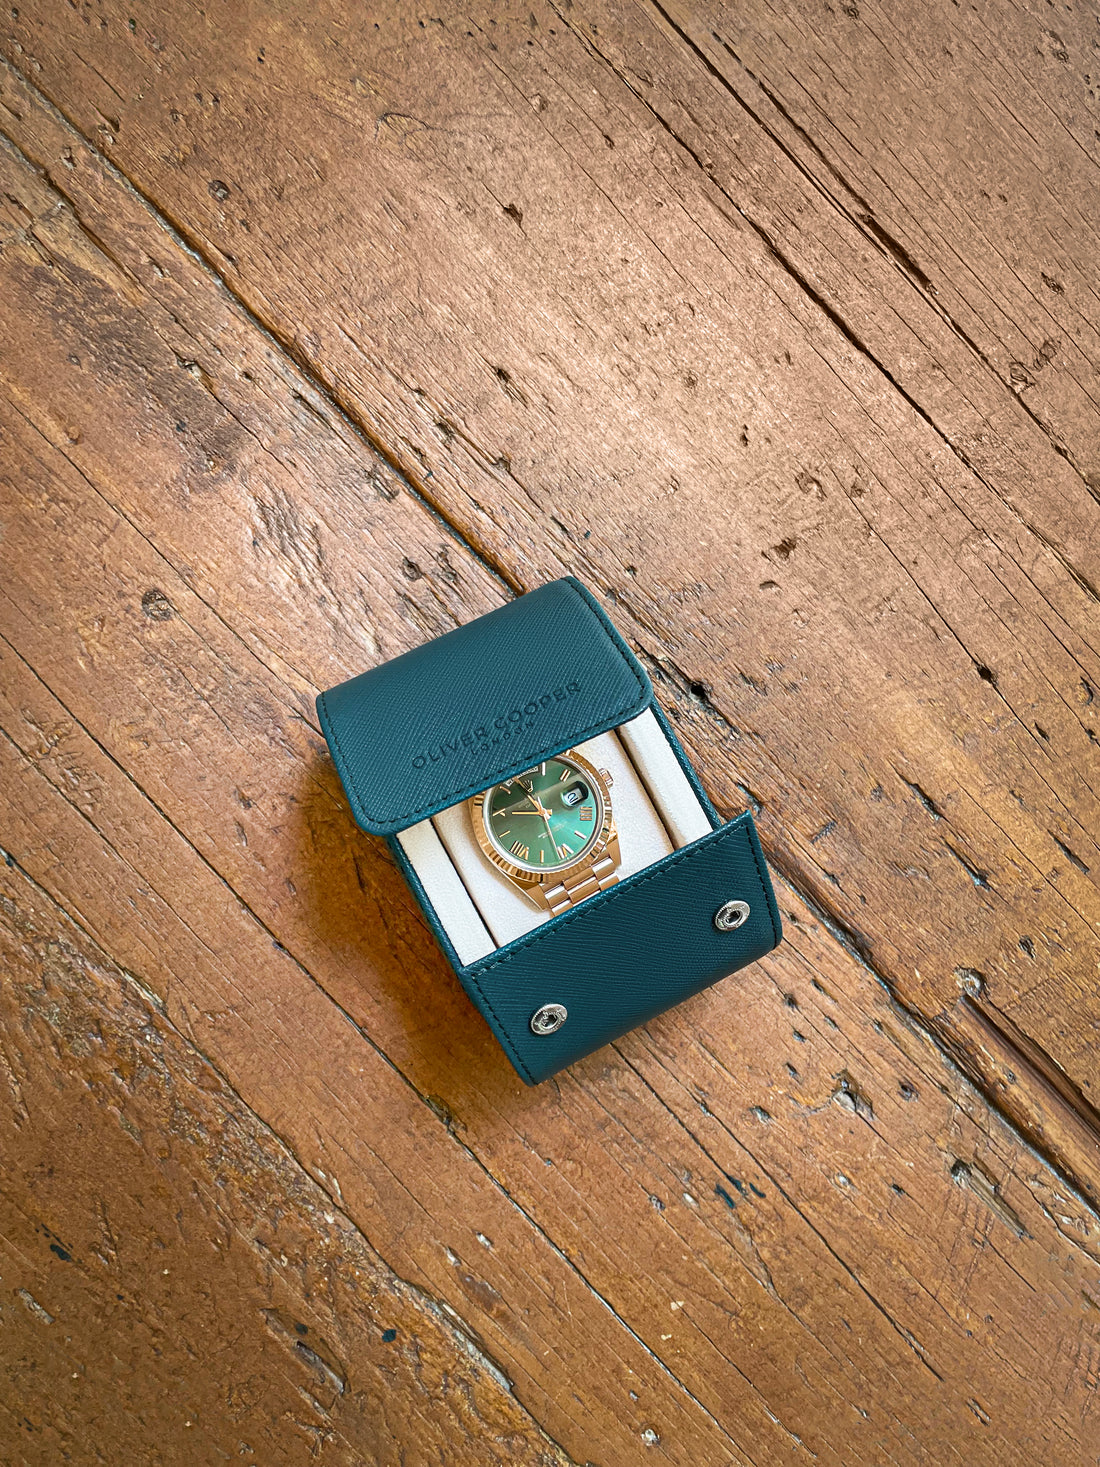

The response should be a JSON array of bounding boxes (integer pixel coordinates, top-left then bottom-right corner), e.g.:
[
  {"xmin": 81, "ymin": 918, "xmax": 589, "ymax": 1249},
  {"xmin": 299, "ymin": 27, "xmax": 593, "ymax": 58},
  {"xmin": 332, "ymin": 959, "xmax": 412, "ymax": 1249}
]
[
  {"xmin": 714, "ymin": 899, "xmax": 751, "ymax": 932},
  {"xmin": 530, "ymin": 1003, "xmax": 567, "ymax": 1035}
]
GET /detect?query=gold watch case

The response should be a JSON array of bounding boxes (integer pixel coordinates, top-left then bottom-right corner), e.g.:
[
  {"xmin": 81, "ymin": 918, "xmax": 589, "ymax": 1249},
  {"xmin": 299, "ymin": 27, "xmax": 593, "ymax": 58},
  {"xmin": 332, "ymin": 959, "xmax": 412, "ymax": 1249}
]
[{"xmin": 468, "ymin": 748, "xmax": 618, "ymax": 903}]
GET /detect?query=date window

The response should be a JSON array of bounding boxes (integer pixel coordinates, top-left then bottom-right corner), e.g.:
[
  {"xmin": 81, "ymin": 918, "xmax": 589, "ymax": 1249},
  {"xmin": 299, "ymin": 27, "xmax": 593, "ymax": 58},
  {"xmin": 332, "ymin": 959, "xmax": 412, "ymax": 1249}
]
[{"xmin": 561, "ymin": 781, "xmax": 589, "ymax": 808}]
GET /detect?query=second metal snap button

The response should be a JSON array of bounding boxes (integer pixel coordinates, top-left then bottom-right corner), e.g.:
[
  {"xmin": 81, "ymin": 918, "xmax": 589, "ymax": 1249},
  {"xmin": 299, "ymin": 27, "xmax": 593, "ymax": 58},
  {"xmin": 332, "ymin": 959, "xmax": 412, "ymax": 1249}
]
[
  {"xmin": 530, "ymin": 1003, "xmax": 567, "ymax": 1035},
  {"xmin": 714, "ymin": 900, "xmax": 751, "ymax": 932}
]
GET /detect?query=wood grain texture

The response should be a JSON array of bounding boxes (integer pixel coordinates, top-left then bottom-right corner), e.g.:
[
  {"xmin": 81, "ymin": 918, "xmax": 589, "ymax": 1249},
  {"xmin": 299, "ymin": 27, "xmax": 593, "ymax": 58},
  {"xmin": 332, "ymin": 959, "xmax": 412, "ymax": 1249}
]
[
  {"xmin": 1, "ymin": 3, "xmax": 1099, "ymax": 1462},
  {"xmin": 0, "ymin": 863, "xmax": 573, "ymax": 1467},
  {"xmin": 5, "ymin": 0, "xmax": 1096, "ymax": 1114},
  {"xmin": 657, "ymin": 0, "xmax": 1100, "ymax": 487}
]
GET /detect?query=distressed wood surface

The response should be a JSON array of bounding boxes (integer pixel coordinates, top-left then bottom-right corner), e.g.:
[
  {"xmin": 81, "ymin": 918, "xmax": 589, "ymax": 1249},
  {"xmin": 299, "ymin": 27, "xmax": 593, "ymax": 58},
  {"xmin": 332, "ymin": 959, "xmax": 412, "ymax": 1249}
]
[
  {"xmin": 1, "ymin": 3, "xmax": 1099, "ymax": 1463},
  {"xmin": 0, "ymin": 865, "xmax": 573, "ymax": 1467}
]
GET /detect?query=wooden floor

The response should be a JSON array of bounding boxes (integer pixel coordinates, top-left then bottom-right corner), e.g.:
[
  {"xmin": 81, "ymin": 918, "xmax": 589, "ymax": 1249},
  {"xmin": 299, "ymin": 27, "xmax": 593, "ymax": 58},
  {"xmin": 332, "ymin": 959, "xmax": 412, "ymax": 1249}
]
[{"xmin": 1, "ymin": 2, "xmax": 1098, "ymax": 1462}]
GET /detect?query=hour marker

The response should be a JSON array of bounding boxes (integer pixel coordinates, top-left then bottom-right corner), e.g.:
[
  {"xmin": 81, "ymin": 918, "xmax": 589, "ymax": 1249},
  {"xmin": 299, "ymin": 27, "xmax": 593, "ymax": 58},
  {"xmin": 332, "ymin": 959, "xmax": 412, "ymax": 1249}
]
[
  {"xmin": 559, "ymin": 842, "xmax": 573, "ymax": 858},
  {"xmin": 511, "ymin": 841, "xmax": 530, "ymax": 859},
  {"xmin": 578, "ymin": 805, "xmax": 594, "ymax": 820},
  {"xmin": 539, "ymin": 762, "xmax": 546, "ymax": 776},
  {"xmin": 574, "ymin": 829, "xmax": 585, "ymax": 839},
  {"xmin": 539, "ymin": 850, "xmax": 544, "ymax": 863}
]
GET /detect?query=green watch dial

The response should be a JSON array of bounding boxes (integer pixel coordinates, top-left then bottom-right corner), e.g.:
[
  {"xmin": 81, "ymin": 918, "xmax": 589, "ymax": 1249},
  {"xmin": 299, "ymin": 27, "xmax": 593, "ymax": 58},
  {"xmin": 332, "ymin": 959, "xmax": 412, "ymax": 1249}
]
[{"xmin": 484, "ymin": 756, "xmax": 603, "ymax": 873}]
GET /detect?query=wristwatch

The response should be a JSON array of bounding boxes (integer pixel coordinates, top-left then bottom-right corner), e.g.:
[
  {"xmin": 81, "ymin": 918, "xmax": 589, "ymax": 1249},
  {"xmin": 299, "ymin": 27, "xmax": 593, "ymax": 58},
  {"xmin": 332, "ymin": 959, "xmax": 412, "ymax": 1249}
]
[{"xmin": 469, "ymin": 749, "xmax": 620, "ymax": 914}]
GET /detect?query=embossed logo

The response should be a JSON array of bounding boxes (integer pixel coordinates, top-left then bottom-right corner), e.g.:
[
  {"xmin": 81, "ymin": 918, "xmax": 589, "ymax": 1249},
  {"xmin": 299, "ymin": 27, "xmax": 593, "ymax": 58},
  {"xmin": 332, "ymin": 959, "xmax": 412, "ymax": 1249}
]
[{"xmin": 410, "ymin": 681, "xmax": 582, "ymax": 770}]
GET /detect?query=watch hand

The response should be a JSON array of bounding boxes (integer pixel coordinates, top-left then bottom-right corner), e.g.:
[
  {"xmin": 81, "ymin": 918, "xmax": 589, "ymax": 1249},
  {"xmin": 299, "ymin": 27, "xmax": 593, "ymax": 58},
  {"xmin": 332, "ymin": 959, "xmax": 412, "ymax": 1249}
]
[
  {"xmin": 495, "ymin": 789, "xmax": 549, "ymax": 817},
  {"xmin": 500, "ymin": 796, "xmax": 555, "ymax": 847},
  {"xmin": 535, "ymin": 801, "xmax": 561, "ymax": 857}
]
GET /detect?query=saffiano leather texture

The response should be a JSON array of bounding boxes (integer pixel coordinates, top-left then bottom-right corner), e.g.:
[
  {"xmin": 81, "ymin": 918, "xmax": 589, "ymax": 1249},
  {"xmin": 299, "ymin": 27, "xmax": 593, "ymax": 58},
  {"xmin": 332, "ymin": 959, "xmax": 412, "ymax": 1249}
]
[{"xmin": 318, "ymin": 576, "xmax": 782, "ymax": 1084}]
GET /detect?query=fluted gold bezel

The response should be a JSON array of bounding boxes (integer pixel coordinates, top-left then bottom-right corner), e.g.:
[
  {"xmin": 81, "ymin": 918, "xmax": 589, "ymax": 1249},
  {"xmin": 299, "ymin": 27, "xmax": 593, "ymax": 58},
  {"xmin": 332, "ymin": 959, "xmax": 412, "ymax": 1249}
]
[{"xmin": 468, "ymin": 748, "xmax": 615, "ymax": 892}]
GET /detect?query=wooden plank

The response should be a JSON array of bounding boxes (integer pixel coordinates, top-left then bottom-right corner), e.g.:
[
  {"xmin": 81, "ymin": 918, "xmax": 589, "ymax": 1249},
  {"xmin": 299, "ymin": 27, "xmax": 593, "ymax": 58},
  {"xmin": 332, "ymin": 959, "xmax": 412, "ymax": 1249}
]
[
  {"xmin": 1, "ymin": 56, "xmax": 1099, "ymax": 1464},
  {"xmin": 0, "ymin": 861, "xmax": 573, "ymax": 1467},
  {"xmin": 650, "ymin": 0, "xmax": 1100, "ymax": 488},
  {"xmin": 4, "ymin": 1, "xmax": 1097, "ymax": 1149}
]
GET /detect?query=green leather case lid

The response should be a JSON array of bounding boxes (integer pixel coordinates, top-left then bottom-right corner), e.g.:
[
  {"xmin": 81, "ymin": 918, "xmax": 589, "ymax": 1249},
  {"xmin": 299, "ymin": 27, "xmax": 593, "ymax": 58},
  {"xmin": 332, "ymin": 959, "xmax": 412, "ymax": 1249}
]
[{"xmin": 316, "ymin": 577, "xmax": 652, "ymax": 835}]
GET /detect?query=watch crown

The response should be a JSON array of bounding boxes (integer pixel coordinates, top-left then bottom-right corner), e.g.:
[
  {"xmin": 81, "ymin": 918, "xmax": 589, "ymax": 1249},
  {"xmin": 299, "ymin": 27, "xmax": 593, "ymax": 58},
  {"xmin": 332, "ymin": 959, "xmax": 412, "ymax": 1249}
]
[{"xmin": 599, "ymin": 768, "xmax": 614, "ymax": 788}]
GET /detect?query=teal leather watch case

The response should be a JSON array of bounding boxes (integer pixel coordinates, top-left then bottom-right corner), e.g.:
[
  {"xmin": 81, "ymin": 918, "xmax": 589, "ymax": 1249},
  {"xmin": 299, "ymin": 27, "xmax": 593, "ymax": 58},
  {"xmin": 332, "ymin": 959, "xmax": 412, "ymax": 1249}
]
[{"xmin": 317, "ymin": 576, "xmax": 782, "ymax": 1085}]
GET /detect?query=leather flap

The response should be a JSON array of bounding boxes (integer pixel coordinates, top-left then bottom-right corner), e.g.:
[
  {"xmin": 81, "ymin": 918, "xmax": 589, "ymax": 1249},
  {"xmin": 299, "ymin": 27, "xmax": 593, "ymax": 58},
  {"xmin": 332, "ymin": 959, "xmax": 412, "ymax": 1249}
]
[
  {"xmin": 460, "ymin": 811, "xmax": 782, "ymax": 1085},
  {"xmin": 317, "ymin": 577, "xmax": 652, "ymax": 834}
]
